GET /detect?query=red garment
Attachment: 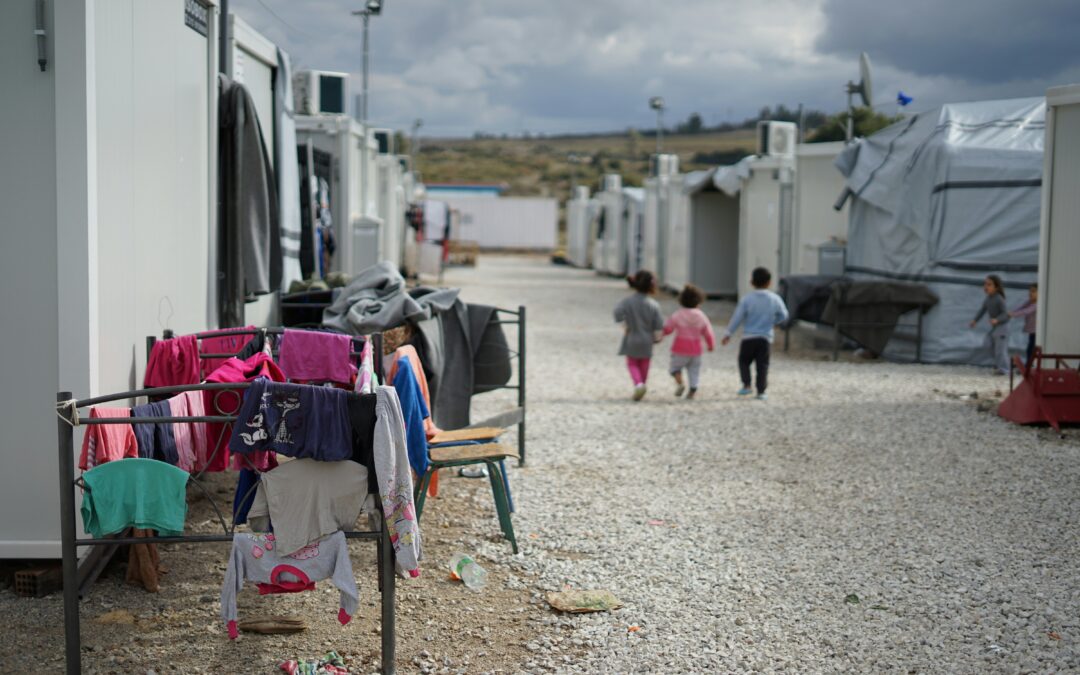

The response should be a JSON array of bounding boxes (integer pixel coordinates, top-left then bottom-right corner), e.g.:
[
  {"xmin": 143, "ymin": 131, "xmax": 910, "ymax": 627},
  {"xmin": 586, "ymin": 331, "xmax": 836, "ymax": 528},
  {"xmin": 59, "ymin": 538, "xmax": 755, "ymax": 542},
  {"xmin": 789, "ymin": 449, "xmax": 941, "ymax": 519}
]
[
  {"xmin": 78, "ymin": 407, "xmax": 139, "ymax": 470},
  {"xmin": 144, "ymin": 335, "xmax": 200, "ymax": 387},
  {"xmin": 202, "ymin": 353, "xmax": 285, "ymax": 472},
  {"xmin": 199, "ymin": 326, "xmax": 256, "ymax": 378}
]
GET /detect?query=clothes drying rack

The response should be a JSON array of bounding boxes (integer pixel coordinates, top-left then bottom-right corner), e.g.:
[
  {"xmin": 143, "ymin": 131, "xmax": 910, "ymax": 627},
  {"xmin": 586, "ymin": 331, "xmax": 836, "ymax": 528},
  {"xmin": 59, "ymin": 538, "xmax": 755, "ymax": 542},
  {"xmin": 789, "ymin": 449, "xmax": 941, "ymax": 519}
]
[
  {"xmin": 273, "ymin": 302, "xmax": 528, "ymax": 466},
  {"xmin": 56, "ymin": 334, "xmax": 400, "ymax": 675}
]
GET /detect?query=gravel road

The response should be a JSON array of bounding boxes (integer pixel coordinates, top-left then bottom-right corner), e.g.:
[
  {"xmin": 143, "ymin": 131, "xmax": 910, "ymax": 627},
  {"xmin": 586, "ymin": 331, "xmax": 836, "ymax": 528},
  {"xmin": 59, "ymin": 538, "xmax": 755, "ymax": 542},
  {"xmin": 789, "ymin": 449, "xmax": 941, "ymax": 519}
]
[{"xmin": 1, "ymin": 254, "xmax": 1076, "ymax": 674}]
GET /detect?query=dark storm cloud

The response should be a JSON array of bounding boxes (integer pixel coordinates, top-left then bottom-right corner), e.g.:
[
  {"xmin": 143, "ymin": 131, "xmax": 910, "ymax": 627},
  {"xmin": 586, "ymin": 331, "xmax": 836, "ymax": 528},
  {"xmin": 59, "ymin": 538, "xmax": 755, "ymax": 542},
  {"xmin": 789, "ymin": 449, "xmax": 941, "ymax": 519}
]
[{"xmin": 816, "ymin": 0, "xmax": 1080, "ymax": 82}]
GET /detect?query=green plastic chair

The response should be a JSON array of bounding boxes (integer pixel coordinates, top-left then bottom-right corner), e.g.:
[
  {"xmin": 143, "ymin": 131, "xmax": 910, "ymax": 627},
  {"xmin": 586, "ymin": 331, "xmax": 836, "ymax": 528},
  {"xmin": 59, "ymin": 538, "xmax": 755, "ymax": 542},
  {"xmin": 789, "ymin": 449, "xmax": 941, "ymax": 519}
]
[{"xmin": 413, "ymin": 443, "xmax": 519, "ymax": 554}]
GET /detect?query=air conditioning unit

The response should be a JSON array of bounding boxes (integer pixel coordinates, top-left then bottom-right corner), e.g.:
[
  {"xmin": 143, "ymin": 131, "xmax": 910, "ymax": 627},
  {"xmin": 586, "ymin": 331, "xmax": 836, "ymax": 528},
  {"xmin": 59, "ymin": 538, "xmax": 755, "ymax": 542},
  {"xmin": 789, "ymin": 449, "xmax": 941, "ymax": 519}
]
[
  {"xmin": 756, "ymin": 121, "xmax": 797, "ymax": 158},
  {"xmin": 372, "ymin": 128, "xmax": 394, "ymax": 154},
  {"xmin": 653, "ymin": 153, "xmax": 680, "ymax": 177},
  {"xmin": 603, "ymin": 174, "xmax": 622, "ymax": 192},
  {"xmin": 293, "ymin": 69, "xmax": 349, "ymax": 116}
]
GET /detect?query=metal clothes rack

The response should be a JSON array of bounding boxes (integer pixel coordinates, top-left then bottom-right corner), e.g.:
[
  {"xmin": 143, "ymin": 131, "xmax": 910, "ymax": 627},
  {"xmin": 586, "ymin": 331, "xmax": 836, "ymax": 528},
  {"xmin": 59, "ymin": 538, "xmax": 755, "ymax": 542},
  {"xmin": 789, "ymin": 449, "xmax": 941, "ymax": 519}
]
[
  {"xmin": 57, "ymin": 335, "xmax": 399, "ymax": 675},
  {"xmin": 468, "ymin": 306, "xmax": 527, "ymax": 466}
]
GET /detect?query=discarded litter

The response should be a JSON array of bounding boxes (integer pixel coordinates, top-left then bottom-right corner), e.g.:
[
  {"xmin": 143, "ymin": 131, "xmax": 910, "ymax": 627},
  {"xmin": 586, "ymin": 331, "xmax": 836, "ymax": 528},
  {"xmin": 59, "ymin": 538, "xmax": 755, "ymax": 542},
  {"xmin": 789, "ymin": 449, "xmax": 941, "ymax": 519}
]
[
  {"xmin": 546, "ymin": 589, "xmax": 623, "ymax": 613},
  {"xmin": 844, "ymin": 593, "xmax": 860, "ymax": 604},
  {"xmin": 279, "ymin": 651, "xmax": 350, "ymax": 674},
  {"xmin": 448, "ymin": 553, "xmax": 489, "ymax": 590}
]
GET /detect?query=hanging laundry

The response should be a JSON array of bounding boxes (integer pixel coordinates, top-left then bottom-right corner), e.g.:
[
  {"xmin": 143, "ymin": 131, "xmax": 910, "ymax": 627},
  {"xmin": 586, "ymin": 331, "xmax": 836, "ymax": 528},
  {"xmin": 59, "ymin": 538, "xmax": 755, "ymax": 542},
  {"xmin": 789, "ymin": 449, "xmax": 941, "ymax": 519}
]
[
  {"xmin": 78, "ymin": 407, "xmax": 139, "ymax": 470},
  {"xmin": 80, "ymin": 458, "xmax": 189, "ymax": 539},
  {"xmin": 390, "ymin": 357, "xmax": 430, "ymax": 477},
  {"xmin": 203, "ymin": 353, "xmax": 285, "ymax": 472},
  {"xmin": 384, "ymin": 345, "xmax": 441, "ymax": 439},
  {"xmin": 218, "ymin": 76, "xmax": 282, "ymax": 328},
  {"xmin": 144, "ymin": 335, "xmax": 201, "ymax": 387},
  {"xmin": 232, "ymin": 468, "xmax": 261, "ymax": 526},
  {"xmin": 221, "ymin": 531, "xmax": 358, "ymax": 640},
  {"xmin": 373, "ymin": 386, "xmax": 422, "ymax": 578},
  {"xmin": 278, "ymin": 329, "xmax": 357, "ymax": 385},
  {"xmin": 229, "ymin": 378, "xmax": 352, "ymax": 462},
  {"xmin": 247, "ymin": 459, "xmax": 368, "ymax": 556},
  {"xmin": 199, "ymin": 325, "xmax": 257, "ymax": 377},
  {"xmin": 131, "ymin": 400, "xmax": 178, "ymax": 466},
  {"xmin": 346, "ymin": 392, "xmax": 379, "ymax": 496},
  {"xmin": 168, "ymin": 391, "xmax": 207, "ymax": 473},
  {"xmin": 355, "ymin": 337, "xmax": 380, "ymax": 394}
]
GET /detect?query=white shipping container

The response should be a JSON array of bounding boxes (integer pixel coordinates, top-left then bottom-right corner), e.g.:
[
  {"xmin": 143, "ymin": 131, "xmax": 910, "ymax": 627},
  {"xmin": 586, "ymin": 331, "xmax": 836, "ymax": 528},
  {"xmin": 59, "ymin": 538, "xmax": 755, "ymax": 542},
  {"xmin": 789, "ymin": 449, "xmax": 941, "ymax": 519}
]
[{"xmin": 792, "ymin": 142, "xmax": 848, "ymax": 276}]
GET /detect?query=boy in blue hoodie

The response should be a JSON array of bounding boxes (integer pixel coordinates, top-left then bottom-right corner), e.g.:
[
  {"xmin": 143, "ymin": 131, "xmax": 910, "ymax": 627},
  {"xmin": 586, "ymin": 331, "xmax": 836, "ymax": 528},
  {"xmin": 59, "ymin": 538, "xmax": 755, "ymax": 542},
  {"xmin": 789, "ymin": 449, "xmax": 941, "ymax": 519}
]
[{"xmin": 721, "ymin": 267, "xmax": 789, "ymax": 400}]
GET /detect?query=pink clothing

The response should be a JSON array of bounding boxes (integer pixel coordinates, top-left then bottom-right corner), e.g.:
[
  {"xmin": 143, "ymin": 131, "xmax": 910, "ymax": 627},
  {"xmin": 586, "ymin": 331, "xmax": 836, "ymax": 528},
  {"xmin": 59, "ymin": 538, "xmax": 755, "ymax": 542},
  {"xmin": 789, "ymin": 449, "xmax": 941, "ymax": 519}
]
[
  {"xmin": 199, "ymin": 326, "xmax": 256, "ymax": 377},
  {"xmin": 144, "ymin": 335, "xmax": 201, "ymax": 387},
  {"xmin": 168, "ymin": 391, "xmax": 208, "ymax": 473},
  {"xmin": 78, "ymin": 407, "xmax": 139, "ymax": 470},
  {"xmin": 202, "ymin": 353, "xmax": 285, "ymax": 472},
  {"xmin": 1011, "ymin": 299, "xmax": 1037, "ymax": 334},
  {"xmin": 626, "ymin": 357, "xmax": 651, "ymax": 386},
  {"xmin": 278, "ymin": 329, "xmax": 358, "ymax": 385},
  {"xmin": 663, "ymin": 308, "xmax": 716, "ymax": 356}
]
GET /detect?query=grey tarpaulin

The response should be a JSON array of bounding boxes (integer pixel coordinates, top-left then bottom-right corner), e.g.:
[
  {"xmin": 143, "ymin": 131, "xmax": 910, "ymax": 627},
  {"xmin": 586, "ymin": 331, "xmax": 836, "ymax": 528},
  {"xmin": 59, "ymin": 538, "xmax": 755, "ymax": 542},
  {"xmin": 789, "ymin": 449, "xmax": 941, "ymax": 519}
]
[
  {"xmin": 779, "ymin": 275, "xmax": 844, "ymax": 326},
  {"xmin": 835, "ymin": 97, "xmax": 1044, "ymax": 364},
  {"xmin": 321, "ymin": 261, "xmax": 459, "ymax": 334},
  {"xmin": 218, "ymin": 75, "xmax": 281, "ymax": 328},
  {"xmin": 821, "ymin": 280, "xmax": 939, "ymax": 355}
]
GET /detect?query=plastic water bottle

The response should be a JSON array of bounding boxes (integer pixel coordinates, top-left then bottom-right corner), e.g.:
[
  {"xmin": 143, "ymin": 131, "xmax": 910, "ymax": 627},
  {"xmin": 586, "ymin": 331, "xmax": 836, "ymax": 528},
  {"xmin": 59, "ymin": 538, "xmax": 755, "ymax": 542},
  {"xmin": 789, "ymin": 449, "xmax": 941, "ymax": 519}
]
[{"xmin": 448, "ymin": 553, "xmax": 488, "ymax": 590}]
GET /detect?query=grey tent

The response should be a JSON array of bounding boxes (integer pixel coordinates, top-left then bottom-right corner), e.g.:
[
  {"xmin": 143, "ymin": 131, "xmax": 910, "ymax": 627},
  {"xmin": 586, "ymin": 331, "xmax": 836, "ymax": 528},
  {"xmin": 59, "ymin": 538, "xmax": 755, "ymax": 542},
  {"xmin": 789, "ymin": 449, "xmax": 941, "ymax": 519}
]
[{"xmin": 835, "ymin": 97, "xmax": 1044, "ymax": 364}]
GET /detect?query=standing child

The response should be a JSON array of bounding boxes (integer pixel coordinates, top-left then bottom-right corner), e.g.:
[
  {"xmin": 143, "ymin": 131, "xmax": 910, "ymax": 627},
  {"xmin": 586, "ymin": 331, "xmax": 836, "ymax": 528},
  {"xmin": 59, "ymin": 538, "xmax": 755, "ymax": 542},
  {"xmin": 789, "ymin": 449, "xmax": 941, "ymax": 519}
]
[
  {"xmin": 662, "ymin": 284, "xmax": 715, "ymax": 399},
  {"xmin": 969, "ymin": 274, "xmax": 1011, "ymax": 375},
  {"xmin": 1009, "ymin": 283, "xmax": 1038, "ymax": 367},
  {"xmin": 720, "ymin": 267, "xmax": 789, "ymax": 401},
  {"xmin": 614, "ymin": 270, "xmax": 665, "ymax": 401}
]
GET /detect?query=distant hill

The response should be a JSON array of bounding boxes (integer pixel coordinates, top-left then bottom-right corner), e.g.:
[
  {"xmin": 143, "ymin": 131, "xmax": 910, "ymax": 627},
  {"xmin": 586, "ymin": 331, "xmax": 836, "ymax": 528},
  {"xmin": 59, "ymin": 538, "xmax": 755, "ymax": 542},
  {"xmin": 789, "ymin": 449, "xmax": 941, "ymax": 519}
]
[{"xmin": 413, "ymin": 128, "xmax": 757, "ymax": 206}]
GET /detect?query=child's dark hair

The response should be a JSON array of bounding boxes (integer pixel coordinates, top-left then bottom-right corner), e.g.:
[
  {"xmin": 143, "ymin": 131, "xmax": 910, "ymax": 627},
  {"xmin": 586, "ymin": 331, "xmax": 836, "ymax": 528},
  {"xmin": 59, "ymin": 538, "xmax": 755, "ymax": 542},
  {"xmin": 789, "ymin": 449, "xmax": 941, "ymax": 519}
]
[
  {"xmin": 627, "ymin": 270, "xmax": 656, "ymax": 294},
  {"xmin": 678, "ymin": 284, "xmax": 705, "ymax": 308},
  {"xmin": 986, "ymin": 274, "xmax": 1005, "ymax": 297},
  {"xmin": 751, "ymin": 267, "xmax": 772, "ymax": 289},
  {"xmin": 1030, "ymin": 282, "xmax": 1038, "ymax": 290}
]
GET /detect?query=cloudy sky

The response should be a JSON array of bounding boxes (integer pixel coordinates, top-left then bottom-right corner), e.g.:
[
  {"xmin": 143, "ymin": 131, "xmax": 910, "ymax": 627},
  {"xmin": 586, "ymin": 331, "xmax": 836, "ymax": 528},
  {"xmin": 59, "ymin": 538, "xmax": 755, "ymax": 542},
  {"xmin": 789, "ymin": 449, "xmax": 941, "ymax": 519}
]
[{"xmin": 232, "ymin": 0, "xmax": 1080, "ymax": 137}]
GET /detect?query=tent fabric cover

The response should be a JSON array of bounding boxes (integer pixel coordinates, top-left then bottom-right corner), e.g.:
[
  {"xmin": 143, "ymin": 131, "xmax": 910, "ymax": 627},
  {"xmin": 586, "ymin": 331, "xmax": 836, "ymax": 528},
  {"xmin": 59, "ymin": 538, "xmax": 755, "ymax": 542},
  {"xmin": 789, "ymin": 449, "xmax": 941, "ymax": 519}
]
[
  {"xmin": 821, "ymin": 280, "xmax": 940, "ymax": 356},
  {"xmin": 684, "ymin": 156, "xmax": 752, "ymax": 197},
  {"xmin": 835, "ymin": 97, "xmax": 1044, "ymax": 364}
]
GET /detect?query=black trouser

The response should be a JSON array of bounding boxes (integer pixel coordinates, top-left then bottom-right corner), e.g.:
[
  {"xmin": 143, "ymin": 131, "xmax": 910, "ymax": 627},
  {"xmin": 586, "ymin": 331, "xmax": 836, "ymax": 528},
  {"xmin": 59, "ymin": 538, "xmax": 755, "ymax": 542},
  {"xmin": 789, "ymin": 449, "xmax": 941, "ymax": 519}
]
[
  {"xmin": 738, "ymin": 338, "xmax": 771, "ymax": 394},
  {"xmin": 1026, "ymin": 333, "xmax": 1035, "ymax": 367}
]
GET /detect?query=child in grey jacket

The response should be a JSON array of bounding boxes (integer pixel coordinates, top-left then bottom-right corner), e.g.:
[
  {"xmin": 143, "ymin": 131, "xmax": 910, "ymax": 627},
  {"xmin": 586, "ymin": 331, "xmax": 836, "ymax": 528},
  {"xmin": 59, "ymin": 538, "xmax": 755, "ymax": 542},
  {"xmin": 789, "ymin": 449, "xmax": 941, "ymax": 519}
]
[{"xmin": 970, "ymin": 274, "xmax": 1011, "ymax": 374}]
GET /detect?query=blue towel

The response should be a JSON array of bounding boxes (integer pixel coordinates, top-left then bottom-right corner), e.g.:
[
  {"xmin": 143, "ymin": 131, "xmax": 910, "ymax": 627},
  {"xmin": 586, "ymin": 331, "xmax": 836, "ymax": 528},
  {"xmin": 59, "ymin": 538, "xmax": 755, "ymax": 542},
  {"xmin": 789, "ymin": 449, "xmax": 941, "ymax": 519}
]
[
  {"xmin": 392, "ymin": 357, "xmax": 430, "ymax": 476},
  {"xmin": 232, "ymin": 468, "xmax": 261, "ymax": 526}
]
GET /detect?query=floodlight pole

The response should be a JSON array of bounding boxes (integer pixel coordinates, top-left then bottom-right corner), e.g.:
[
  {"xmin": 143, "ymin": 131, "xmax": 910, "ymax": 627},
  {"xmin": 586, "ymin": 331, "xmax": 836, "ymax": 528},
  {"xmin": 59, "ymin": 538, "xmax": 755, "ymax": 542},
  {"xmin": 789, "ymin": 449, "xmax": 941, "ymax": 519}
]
[
  {"xmin": 845, "ymin": 83, "xmax": 855, "ymax": 142},
  {"xmin": 361, "ymin": 12, "xmax": 370, "ymax": 123},
  {"xmin": 655, "ymin": 108, "xmax": 664, "ymax": 156}
]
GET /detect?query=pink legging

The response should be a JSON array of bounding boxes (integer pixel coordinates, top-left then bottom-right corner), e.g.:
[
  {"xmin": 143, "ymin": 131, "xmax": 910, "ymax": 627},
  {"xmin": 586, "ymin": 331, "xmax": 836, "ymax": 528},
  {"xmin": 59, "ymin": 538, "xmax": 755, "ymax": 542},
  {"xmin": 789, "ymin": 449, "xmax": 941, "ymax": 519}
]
[{"xmin": 626, "ymin": 357, "xmax": 651, "ymax": 386}]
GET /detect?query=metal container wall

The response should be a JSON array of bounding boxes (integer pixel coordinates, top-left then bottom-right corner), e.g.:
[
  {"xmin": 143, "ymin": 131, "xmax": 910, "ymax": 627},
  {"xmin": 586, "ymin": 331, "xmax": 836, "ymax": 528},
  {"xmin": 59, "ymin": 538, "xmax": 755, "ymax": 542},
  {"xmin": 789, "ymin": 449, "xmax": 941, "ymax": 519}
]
[{"xmin": 1040, "ymin": 85, "xmax": 1080, "ymax": 352}]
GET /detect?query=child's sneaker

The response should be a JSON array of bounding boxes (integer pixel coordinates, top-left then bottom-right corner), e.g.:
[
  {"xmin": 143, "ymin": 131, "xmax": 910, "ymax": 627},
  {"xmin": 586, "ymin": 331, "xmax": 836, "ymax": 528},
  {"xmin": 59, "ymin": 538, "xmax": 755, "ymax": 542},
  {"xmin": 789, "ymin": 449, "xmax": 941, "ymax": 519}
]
[
  {"xmin": 737, "ymin": 387, "xmax": 753, "ymax": 396},
  {"xmin": 687, "ymin": 388, "xmax": 697, "ymax": 400},
  {"xmin": 756, "ymin": 393, "xmax": 768, "ymax": 401},
  {"xmin": 674, "ymin": 383, "xmax": 686, "ymax": 397},
  {"xmin": 633, "ymin": 384, "xmax": 647, "ymax": 401}
]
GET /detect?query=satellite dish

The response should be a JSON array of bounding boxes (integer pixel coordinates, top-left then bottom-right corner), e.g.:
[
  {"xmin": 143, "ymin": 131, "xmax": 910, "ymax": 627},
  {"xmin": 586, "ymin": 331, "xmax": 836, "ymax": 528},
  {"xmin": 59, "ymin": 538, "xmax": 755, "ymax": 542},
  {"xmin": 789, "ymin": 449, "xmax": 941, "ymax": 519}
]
[
  {"xmin": 858, "ymin": 52, "xmax": 873, "ymax": 107},
  {"xmin": 844, "ymin": 52, "xmax": 874, "ymax": 140}
]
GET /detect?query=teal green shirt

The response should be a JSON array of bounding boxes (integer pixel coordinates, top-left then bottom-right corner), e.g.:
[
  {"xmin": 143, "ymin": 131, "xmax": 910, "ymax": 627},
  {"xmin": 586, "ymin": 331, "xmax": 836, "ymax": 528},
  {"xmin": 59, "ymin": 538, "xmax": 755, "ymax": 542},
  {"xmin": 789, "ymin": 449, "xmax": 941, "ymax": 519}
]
[{"xmin": 81, "ymin": 458, "xmax": 189, "ymax": 539}]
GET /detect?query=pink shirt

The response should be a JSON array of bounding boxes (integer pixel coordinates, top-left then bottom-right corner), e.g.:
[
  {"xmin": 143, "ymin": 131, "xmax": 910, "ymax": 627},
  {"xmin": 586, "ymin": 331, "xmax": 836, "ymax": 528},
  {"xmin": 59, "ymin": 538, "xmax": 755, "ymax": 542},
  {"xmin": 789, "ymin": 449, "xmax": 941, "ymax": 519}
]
[{"xmin": 663, "ymin": 308, "xmax": 716, "ymax": 356}]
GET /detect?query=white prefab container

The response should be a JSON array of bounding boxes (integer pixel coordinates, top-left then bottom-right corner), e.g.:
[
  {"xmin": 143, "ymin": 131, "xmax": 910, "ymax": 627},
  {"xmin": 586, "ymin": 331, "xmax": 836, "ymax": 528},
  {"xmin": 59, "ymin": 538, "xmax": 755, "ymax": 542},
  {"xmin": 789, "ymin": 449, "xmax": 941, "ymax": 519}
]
[
  {"xmin": 643, "ymin": 155, "xmax": 680, "ymax": 283},
  {"xmin": 444, "ymin": 197, "xmax": 558, "ymax": 249},
  {"xmin": 623, "ymin": 188, "xmax": 646, "ymax": 275},
  {"xmin": 295, "ymin": 115, "xmax": 381, "ymax": 275},
  {"xmin": 1039, "ymin": 84, "xmax": 1080, "ymax": 353},
  {"xmin": 792, "ymin": 142, "xmax": 849, "ymax": 276},
  {"xmin": 376, "ymin": 155, "xmax": 408, "ymax": 270},
  {"xmin": 596, "ymin": 174, "xmax": 626, "ymax": 275},
  {"xmin": 566, "ymin": 186, "xmax": 593, "ymax": 267},
  {"xmin": 737, "ymin": 156, "xmax": 794, "ymax": 297},
  {"xmin": 0, "ymin": 0, "xmax": 219, "ymax": 558}
]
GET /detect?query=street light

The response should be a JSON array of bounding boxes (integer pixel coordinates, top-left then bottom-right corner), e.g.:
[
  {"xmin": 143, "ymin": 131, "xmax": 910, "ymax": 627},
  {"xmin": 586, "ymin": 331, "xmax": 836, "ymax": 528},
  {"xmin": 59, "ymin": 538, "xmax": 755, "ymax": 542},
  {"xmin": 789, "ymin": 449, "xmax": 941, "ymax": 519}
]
[
  {"xmin": 649, "ymin": 96, "xmax": 665, "ymax": 157},
  {"xmin": 351, "ymin": 0, "xmax": 385, "ymax": 125}
]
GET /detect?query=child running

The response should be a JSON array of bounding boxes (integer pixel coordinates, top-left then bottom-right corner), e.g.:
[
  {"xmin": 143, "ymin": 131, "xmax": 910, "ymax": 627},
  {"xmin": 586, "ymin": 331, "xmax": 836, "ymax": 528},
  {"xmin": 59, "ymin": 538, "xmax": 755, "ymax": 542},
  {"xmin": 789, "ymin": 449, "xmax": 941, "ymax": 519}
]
[
  {"xmin": 721, "ymin": 267, "xmax": 789, "ymax": 401},
  {"xmin": 662, "ymin": 284, "xmax": 715, "ymax": 399},
  {"xmin": 1009, "ymin": 283, "xmax": 1038, "ymax": 367},
  {"xmin": 614, "ymin": 270, "xmax": 665, "ymax": 401},
  {"xmin": 970, "ymin": 274, "xmax": 1011, "ymax": 375}
]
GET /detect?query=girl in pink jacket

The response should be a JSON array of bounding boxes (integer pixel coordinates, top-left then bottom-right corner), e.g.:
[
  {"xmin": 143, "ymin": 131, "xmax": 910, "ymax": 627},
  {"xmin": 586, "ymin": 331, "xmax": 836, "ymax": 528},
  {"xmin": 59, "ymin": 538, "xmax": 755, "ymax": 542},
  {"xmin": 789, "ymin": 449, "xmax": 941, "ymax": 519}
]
[{"xmin": 662, "ymin": 285, "xmax": 715, "ymax": 399}]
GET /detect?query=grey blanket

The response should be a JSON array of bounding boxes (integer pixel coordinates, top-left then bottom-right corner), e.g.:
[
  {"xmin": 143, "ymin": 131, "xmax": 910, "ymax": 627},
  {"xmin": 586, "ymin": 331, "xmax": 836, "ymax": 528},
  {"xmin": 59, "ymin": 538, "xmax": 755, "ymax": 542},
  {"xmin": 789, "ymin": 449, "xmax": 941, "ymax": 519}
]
[{"xmin": 322, "ymin": 261, "xmax": 459, "ymax": 334}]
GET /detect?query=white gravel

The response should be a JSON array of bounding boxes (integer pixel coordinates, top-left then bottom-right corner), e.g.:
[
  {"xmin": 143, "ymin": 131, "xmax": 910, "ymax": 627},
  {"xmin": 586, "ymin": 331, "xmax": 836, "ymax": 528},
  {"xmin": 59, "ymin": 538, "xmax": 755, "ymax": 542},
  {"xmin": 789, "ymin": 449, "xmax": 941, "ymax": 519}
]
[{"xmin": 454, "ymin": 255, "xmax": 1080, "ymax": 674}]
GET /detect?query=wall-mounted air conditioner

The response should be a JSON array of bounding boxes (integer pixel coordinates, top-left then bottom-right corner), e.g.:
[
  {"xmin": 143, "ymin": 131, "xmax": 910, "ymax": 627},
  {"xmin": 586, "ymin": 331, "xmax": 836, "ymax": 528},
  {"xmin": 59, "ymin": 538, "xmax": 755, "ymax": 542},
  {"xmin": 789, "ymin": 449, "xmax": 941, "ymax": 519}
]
[
  {"xmin": 651, "ymin": 153, "xmax": 680, "ymax": 177},
  {"xmin": 293, "ymin": 69, "xmax": 349, "ymax": 116},
  {"xmin": 372, "ymin": 128, "xmax": 394, "ymax": 154},
  {"xmin": 757, "ymin": 121, "xmax": 797, "ymax": 158}
]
